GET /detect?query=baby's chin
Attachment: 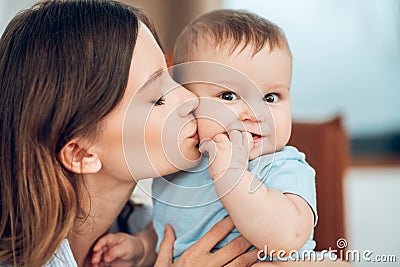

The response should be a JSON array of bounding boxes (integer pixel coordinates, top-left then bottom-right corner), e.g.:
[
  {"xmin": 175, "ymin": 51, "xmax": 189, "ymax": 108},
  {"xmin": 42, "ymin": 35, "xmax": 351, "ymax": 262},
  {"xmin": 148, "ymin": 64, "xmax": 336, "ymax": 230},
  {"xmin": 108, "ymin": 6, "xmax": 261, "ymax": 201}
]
[
  {"xmin": 249, "ymin": 151, "xmax": 264, "ymax": 161},
  {"xmin": 249, "ymin": 145, "xmax": 281, "ymax": 160}
]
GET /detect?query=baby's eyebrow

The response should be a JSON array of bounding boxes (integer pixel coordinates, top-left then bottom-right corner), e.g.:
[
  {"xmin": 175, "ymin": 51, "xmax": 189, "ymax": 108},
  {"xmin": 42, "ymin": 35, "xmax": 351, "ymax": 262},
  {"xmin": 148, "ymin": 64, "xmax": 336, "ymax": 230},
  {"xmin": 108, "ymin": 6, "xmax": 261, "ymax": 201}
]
[
  {"xmin": 213, "ymin": 80, "xmax": 241, "ymax": 89},
  {"xmin": 206, "ymin": 81, "xmax": 245, "ymax": 95},
  {"xmin": 267, "ymin": 82, "xmax": 291, "ymax": 90},
  {"xmin": 213, "ymin": 80, "xmax": 263, "ymax": 95}
]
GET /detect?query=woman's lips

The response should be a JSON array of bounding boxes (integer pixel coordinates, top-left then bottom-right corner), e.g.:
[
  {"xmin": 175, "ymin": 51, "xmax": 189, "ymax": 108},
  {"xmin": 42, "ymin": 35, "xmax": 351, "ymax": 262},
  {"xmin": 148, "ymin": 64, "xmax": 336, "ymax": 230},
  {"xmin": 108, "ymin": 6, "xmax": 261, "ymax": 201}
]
[
  {"xmin": 187, "ymin": 127, "xmax": 199, "ymax": 142},
  {"xmin": 190, "ymin": 133, "xmax": 199, "ymax": 142}
]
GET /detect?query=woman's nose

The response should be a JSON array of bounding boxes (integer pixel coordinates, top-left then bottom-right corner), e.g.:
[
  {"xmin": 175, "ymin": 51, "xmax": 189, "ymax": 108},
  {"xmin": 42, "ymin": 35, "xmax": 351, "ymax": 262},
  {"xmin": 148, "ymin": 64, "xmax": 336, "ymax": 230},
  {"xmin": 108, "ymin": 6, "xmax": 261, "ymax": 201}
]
[{"xmin": 177, "ymin": 86, "xmax": 199, "ymax": 117}]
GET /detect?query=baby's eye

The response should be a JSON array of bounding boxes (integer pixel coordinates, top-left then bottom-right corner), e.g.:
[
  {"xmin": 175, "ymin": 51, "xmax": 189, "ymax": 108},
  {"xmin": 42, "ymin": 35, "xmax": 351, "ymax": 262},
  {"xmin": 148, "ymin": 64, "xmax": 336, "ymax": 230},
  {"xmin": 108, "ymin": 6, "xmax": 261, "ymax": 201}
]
[
  {"xmin": 263, "ymin": 93, "xmax": 279, "ymax": 103},
  {"xmin": 152, "ymin": 96, "xmax": 166, "ymax": 106},
  {"xmin": 219, "ymin": 92, "xmax": 238, "ymax": 101}
]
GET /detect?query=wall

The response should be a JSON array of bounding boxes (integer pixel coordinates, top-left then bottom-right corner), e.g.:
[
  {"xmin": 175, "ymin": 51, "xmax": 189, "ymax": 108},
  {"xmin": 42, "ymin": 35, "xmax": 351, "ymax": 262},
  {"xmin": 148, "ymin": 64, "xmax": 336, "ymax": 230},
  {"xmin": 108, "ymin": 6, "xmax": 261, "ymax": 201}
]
[
  {"xmin": 127, "ymin": 0, "xmax": 222, "ymax": 54},
  {"xmin": 224, "ymin": 0, "xmax": 400, "ymax": 139},
  {"xmin": 0, "ymin": 0, "xmax": 38, "ymax": 34}
]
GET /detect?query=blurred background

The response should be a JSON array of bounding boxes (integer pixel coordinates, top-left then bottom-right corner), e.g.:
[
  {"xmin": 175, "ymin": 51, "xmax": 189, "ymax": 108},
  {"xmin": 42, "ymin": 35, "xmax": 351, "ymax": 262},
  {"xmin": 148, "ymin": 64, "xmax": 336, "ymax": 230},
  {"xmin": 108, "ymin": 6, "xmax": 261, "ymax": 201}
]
[{"xmin": 1, "ymin": 0, "xmax": 399, "ymax": 266}]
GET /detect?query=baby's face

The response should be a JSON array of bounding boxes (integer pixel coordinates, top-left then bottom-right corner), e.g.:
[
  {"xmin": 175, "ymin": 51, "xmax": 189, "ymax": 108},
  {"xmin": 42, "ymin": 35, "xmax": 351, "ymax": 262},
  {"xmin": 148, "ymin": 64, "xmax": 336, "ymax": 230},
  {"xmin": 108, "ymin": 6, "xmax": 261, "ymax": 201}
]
[{"xmin": 184, "ymin": 44, "xmax": 292, "ymax": 159}]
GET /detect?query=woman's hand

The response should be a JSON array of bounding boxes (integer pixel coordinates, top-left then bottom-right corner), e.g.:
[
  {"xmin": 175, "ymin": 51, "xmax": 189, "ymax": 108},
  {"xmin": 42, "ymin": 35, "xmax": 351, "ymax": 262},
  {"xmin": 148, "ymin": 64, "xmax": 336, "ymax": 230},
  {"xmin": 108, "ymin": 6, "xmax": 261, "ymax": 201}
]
[{"xmin": 154, "ymin": 216, "xmax": 258, "ymax": 267}]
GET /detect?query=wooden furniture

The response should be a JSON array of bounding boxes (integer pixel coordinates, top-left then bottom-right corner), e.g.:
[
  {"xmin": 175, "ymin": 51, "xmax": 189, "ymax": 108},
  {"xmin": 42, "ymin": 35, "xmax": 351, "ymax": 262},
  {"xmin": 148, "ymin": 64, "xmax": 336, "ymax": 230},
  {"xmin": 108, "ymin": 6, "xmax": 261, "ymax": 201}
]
[{"xmin": 288, "ymin": 116, "xmax": 349, "ymax": 251}]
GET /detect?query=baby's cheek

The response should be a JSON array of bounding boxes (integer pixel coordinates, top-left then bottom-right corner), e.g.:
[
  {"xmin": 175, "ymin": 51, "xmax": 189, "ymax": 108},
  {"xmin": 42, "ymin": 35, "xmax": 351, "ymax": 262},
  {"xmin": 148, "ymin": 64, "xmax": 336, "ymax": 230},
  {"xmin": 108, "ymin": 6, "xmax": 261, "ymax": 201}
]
[{"xmin": 197, "ymin": 118, "xmax": 226, "ymax": 141}]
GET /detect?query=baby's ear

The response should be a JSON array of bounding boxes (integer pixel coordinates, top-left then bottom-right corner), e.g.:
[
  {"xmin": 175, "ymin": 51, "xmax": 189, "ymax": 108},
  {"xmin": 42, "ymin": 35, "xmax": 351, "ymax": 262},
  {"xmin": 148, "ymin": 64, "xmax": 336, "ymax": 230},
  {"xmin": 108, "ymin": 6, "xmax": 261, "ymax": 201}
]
[{"xmin": 58, "ymin": 139, "xmax": 102, "ymax": 174}]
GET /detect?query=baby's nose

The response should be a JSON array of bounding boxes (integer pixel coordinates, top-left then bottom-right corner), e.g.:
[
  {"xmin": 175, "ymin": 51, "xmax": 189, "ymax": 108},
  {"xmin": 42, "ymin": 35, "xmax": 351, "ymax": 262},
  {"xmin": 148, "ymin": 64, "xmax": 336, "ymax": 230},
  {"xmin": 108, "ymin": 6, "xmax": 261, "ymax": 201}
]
[
  {"xmin": 238, "ymin": 101, "xmax": 270, "ymax": 123},
  {"xmin": 238, "ymin": 102, "xmax": 259, "ymax": 122}
]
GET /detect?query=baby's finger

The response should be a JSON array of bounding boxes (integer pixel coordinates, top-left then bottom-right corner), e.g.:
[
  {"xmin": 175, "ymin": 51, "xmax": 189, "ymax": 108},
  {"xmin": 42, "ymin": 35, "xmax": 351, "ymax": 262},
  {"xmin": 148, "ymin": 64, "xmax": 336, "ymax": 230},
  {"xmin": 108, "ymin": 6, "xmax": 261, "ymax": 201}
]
[
  {"xmin": 242, "ymin": 131, "xmax": 253, "ymax": 151},
  {"xmin": 92, "ymin": 241, "xmax": 105, "ymax": 253},
  {"xmin": 93, "ymin": 234, "xmax": 116, "ymax": 252},
  {"xmin": 103, "ymin": 246, "xmax": 124, "ymax": 262},
  {"xmin": 198, "ymin": 138, "xmax": 212, "ymax": 153},
  {"xmin": 228, "ymin": 129, "xmax": 242, "ymax": 147},
  {"xmin": 91, "ymin": 250, "xmax": 104, "ymax": 265},
  {"xmin": 199, "ymin": 139, "xmax": 217, "ymax": 161},
  {"xmin": 212, "ymin": 133, "xmax": 230, "ymax": 145}
]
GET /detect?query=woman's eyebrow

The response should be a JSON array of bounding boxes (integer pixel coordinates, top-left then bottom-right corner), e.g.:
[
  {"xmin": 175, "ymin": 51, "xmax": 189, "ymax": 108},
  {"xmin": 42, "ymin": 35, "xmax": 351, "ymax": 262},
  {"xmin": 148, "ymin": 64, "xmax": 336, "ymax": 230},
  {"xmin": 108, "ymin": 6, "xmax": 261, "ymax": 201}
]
[{"xmin": 142, "ymin": 68, "xmax": 164, "ymax": 89}]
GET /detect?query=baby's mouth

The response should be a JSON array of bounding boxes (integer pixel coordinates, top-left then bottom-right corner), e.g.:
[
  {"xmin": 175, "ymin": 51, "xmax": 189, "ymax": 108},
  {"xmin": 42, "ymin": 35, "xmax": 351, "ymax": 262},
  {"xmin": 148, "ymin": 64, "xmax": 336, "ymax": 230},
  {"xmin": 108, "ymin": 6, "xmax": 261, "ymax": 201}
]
[
  {"xmin": 222, "ymin": 131, "xmax": 263, "ymax": 143},
  {"xmin": 251, "ymin": 133, "xmax": 263, "ymax": 143}
]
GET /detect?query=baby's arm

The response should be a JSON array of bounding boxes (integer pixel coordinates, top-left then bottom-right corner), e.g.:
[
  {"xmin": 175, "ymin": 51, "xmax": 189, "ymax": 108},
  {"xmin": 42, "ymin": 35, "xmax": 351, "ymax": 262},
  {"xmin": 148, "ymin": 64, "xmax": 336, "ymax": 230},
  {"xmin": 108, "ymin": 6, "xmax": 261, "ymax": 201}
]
[
  {"xmin": 199, "ymin": 130, "xmax": 314, "ymax": 254},
  {"xmin": 91, "ymin": 222, "xmax": 157, "ymax": 267}
]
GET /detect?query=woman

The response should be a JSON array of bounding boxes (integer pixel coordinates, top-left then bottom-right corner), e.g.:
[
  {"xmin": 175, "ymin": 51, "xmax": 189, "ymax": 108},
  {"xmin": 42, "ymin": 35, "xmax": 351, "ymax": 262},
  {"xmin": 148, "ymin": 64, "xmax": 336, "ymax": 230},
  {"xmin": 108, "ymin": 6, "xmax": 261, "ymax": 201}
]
[
  {"xmin": 0, "ymin": 1, "xmax": 352, "ymax": 267},
  {"xmin": 0, "ymin": 1, "xmax": 256, "ymax": 266}
]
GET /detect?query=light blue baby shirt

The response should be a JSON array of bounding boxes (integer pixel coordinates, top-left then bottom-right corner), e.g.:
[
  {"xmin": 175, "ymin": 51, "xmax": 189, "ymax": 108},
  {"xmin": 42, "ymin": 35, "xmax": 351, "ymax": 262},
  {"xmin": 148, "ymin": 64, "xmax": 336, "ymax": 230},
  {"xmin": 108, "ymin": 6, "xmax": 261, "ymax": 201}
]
[{"xmin": 152, "ymin": 146, "xmax": 317, "ymax": 261}]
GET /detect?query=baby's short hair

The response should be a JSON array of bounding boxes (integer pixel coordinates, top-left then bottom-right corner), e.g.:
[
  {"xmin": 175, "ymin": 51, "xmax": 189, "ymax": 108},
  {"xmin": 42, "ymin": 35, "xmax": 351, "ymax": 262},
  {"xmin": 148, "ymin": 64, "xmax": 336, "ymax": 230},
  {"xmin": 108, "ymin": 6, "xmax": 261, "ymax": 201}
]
[{"xmin": 174, "ymin": 9, "xmax": 291, "ymax": 64}]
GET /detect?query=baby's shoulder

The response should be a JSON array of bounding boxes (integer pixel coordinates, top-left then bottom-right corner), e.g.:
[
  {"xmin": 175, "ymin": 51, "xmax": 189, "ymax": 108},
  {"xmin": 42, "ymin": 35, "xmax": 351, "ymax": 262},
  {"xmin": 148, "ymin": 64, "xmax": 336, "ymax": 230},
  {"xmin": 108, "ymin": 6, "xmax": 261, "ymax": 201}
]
[{"xmin": 256, "ymin": 146, "xmax": 306, "ymax": 163}]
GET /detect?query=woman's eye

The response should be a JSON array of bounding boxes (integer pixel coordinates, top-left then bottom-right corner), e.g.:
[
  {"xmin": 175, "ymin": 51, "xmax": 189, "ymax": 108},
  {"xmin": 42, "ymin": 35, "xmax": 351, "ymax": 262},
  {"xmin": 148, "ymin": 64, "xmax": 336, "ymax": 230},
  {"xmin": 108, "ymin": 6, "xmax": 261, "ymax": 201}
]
[
  {"xmin": 219, "ymin": 92, "xmax": 238, "ymax": 101},
  {"xmin": 263, "ymin": 93, "xmax": 279, "ymax": 103},
  {"xmin": 153, "ymin": 96, "xmax": 166, "ymax": 106}
]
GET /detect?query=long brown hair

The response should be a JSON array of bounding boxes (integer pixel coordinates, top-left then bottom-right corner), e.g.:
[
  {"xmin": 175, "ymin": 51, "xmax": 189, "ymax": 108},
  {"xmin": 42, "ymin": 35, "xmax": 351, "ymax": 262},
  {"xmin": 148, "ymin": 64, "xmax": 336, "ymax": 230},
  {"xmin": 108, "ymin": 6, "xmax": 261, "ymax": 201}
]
[{"xmin": 0, "ymin": 1, "xmax": 156, "ymax": 265}]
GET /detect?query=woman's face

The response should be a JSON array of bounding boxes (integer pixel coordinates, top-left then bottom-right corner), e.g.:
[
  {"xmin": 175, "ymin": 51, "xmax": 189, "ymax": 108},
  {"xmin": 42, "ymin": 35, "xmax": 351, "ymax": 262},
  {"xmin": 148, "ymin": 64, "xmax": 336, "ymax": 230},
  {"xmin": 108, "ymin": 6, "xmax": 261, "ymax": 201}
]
[{"xmin": 95, "ymin": 23, "xmax": 200, "ymax": 182}]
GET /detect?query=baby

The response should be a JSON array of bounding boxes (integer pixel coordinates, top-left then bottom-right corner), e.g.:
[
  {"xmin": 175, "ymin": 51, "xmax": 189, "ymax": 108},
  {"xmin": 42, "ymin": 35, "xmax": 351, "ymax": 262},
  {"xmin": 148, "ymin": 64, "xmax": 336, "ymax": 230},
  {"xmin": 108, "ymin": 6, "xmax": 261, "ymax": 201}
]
[{"xmin": 91, "ymin": 9, "xmax": 317, "ymax": 265}]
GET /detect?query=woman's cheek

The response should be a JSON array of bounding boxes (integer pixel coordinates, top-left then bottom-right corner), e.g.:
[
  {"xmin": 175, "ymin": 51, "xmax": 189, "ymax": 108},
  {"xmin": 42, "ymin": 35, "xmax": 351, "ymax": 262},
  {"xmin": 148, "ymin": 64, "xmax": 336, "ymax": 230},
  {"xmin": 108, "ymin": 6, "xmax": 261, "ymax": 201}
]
[{"xmin": 145, "ymin": 121, "xmax": 163, "ymax": 156}]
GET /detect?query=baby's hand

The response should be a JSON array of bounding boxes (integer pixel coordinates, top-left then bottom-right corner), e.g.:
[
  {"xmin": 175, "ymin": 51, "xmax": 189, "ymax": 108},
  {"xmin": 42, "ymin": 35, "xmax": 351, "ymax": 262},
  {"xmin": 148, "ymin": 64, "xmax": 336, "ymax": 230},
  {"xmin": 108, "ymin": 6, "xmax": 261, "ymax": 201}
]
[
  {"xmin": 91, "ymin": 232, "xmax": 145, "ymax": 267},
  {"xmin": 199, "ymin": 130, "xmax": 253, "ymax": 180}
]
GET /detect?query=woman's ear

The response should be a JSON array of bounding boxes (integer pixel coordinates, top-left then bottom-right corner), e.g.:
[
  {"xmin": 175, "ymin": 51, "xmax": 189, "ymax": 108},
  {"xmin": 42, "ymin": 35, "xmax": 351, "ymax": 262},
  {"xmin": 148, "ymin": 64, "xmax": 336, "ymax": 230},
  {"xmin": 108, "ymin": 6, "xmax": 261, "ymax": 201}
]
[{"xmin": 58, "ymin": 139, "xmax": 102, "ymax": 174}]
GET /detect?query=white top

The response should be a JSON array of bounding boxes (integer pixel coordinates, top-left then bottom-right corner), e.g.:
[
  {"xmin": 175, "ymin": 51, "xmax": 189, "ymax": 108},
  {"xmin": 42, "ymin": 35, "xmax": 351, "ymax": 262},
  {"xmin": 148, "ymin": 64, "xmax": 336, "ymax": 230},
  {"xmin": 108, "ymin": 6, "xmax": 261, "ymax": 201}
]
[
  {"xmin": 45, "ymin": 239, "xmax": 77, "ymax": 267},
  {"xmin": 43, "ymin": 203, "xmax": 153, "ymax": 267}
]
